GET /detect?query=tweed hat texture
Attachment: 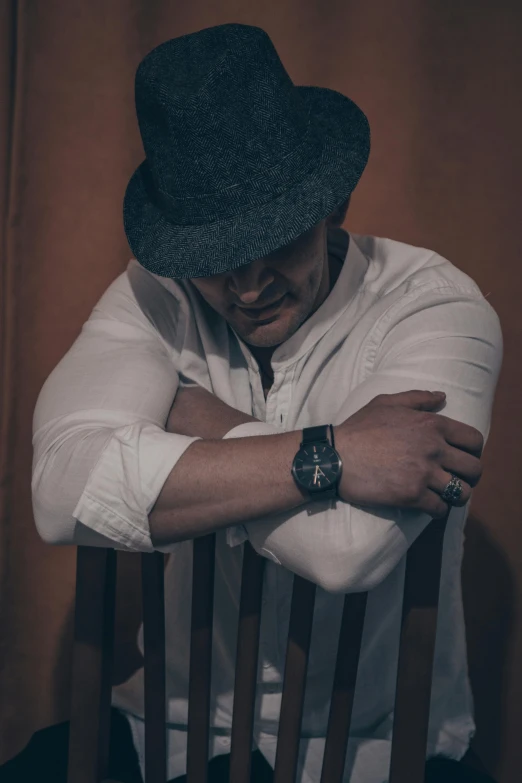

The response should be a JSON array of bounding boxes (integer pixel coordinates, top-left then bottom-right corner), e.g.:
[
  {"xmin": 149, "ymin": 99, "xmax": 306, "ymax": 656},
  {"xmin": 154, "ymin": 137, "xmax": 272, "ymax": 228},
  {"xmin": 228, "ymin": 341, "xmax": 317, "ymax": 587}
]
[{"xmin": 123, "ymin": 23, "xmax": 371, "ymax": 279}]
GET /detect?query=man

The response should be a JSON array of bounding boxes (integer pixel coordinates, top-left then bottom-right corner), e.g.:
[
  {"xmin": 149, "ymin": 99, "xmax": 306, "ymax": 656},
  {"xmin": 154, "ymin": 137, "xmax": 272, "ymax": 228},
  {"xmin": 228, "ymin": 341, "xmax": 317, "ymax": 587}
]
[{"xmin": 30, "ymin": 23, "xmax": 502, "ymax": 783}]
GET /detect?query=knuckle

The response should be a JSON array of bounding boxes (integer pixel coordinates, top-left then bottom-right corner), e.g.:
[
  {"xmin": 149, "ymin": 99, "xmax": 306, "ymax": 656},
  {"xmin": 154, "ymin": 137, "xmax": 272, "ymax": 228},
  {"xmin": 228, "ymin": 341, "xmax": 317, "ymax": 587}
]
[
  {"xmin": 423, "ymin": 413, "xmax": 443, "ymax": 434},
  {"xmin": 465, "ymin": 426, "xmax": 483, "ymax": 455},
  {"xmin": 472, "ymin": 461, "xmax": 483, "ymax": 485},
  {"xmin": 430, "ymin": 415, "xmax": 445, "ymax": 433},
  {"xmin": 428, "ymin": 438, "xmax": 444, "ymax": 459},
  {"xmin": 465, "ymin": 459, "xmax": 482, "ymax": 488}
]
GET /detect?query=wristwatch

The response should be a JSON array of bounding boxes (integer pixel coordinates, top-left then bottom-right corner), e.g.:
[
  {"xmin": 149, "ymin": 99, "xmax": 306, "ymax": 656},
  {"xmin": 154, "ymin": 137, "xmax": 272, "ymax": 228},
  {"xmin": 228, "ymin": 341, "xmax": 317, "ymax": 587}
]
[{"xmin": 291, "ymin": 424, "xmax": 343, "ymax": 499}]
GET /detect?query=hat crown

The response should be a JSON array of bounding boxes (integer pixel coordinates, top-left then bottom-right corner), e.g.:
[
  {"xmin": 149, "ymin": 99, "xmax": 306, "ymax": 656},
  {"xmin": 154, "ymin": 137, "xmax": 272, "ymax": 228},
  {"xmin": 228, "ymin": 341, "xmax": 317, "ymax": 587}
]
[
  {"xmin": 123, "ymin": 23, "xmax": 371, "ymax": 279},
  {"xmin": 135, "ymin": 24, "xmax": 312, "ymax": 198}
]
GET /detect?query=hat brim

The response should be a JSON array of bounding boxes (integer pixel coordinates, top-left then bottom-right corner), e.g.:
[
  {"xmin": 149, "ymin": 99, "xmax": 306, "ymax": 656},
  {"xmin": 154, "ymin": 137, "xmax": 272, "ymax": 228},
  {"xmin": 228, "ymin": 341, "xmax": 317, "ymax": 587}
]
[{"xmin": 123, "ymin": 86, "xmax": 370, "ymax": 278}]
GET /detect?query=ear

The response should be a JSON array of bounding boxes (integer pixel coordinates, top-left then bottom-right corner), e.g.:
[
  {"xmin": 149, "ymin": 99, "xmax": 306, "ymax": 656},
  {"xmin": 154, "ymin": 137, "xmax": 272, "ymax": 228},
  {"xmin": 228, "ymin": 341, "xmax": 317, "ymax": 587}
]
[{"xmin": 325, "ymin": 194, "xmax": 351, "ymax": 228}]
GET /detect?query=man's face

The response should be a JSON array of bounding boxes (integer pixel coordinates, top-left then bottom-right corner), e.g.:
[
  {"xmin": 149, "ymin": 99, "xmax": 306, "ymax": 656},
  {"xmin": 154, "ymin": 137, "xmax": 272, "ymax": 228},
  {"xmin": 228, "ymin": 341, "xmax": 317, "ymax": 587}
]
[{"xmin": 188, "ymin": 206, "xmax": 346, "ymax": 349}]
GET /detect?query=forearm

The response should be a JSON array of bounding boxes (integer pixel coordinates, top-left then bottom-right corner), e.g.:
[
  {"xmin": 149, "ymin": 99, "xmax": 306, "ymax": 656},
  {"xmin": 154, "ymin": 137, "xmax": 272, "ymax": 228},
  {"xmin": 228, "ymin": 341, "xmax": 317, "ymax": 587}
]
[{"xmin": 149, "ymin": 430, "xmax": 310, "ymax": 546}]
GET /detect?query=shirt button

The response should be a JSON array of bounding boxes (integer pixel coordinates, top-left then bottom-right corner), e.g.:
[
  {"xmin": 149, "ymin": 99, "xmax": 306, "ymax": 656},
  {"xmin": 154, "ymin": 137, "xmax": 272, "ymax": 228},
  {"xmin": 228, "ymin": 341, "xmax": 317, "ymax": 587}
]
[{"xmin": 221, "ymin": 736, "xmax": 230, "ymax": 746}]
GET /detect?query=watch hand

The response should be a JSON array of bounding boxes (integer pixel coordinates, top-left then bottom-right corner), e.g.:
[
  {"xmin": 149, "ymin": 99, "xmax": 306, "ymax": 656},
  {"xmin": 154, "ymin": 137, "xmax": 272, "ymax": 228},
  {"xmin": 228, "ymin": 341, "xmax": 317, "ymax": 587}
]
[{"xmin": 313, "ymin": 465, "xmax": 326, "ymax": 484}]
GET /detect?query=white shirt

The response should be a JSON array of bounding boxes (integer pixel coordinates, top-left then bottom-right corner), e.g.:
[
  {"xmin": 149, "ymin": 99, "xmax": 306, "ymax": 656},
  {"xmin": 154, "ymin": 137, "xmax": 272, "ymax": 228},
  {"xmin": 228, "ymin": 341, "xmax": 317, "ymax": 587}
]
[{"xmin": 31, "ymin": 228, "xmax": 503, "ymax": 782}]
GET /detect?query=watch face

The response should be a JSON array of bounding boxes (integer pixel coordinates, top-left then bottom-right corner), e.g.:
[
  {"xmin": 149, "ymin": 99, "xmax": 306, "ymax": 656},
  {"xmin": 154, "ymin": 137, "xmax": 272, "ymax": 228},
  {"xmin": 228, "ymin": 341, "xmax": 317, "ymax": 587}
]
[{"xmin": 292, "ymin": 443, "xmax": 342, "ymax": 492}]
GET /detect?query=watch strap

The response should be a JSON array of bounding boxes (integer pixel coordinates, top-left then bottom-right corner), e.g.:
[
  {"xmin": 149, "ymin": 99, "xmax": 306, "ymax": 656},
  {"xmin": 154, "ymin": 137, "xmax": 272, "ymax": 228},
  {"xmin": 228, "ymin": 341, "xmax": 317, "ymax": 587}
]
[
  {"xmin": 315, "ymin": 484, "xmax": 338, "ymax": 499},
  {"xmin": 301, "ymin": 424, "xmax": 332, "ymax": 445}
]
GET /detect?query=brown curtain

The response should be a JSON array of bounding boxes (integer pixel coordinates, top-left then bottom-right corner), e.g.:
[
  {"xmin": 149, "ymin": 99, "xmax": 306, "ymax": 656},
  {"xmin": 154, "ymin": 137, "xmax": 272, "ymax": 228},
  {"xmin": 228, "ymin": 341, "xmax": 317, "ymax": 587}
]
[{"xmin": 0, "ymin": 1, "xmax": 520, "ymax": 780}]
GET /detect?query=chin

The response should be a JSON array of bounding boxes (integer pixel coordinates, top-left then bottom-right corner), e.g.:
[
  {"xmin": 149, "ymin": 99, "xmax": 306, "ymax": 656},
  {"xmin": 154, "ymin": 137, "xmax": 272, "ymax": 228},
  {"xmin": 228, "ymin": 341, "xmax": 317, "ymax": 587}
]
[
  {"xmin": 246, "ymin": 334, "xmax": 286, "ymax": 348},
  {"xmin": 242, "ymin": 315, "xmax": 303, "ymax": 348}
]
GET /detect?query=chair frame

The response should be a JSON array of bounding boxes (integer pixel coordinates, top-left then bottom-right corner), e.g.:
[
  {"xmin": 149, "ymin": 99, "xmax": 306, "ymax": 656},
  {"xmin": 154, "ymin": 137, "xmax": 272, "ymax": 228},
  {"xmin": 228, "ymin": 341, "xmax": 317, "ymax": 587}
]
[{"xmin": 67, "ymin": 514, "xmax": 449, "ymax": 783}]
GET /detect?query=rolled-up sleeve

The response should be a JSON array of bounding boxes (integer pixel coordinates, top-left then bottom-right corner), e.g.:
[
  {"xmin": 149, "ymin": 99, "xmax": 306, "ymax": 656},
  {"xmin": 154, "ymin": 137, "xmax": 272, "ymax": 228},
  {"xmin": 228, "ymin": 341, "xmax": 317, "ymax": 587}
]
[
  {"xmin": 31, "ymin": 270, "xmax": 202, "ymax": 552},
  {"xmin": 232, "ymin": 287, "xmax": 503, "ymax": 594}
]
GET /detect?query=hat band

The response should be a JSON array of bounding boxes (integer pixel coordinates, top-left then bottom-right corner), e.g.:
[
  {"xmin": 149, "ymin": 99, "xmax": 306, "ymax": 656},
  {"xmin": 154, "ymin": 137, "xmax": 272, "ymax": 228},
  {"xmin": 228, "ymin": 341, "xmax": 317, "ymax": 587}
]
[{"xmin": 142, "ymin": 129, "xmax": 324, "ymax": 226}]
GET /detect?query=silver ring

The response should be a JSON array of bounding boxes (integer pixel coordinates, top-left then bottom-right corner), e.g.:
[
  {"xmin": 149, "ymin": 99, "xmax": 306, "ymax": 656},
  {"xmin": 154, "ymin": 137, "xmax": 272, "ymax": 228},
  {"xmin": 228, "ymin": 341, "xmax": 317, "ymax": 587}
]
[{"xmin": 440, "ymin": 474, "xmax": 463, "ymax": 505}]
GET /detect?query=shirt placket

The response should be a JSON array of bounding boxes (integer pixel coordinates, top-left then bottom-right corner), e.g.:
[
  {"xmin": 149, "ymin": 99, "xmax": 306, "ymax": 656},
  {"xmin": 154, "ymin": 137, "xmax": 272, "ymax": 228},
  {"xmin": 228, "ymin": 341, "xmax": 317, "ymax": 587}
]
[
  {"xmin": 252, "ymin": 363, "xmax": 295, "ymax": 686},
  {"xmin": 265, "ymin": 363, "xmax": 293, "ymax": 428}
]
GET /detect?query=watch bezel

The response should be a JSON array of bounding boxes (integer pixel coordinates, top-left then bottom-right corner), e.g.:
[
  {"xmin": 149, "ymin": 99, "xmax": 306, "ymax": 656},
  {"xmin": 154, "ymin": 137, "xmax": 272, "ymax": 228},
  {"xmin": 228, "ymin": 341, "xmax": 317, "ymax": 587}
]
[{"xmin": 291, "ymin": 440, "xmax": 343, "ymax": 494}]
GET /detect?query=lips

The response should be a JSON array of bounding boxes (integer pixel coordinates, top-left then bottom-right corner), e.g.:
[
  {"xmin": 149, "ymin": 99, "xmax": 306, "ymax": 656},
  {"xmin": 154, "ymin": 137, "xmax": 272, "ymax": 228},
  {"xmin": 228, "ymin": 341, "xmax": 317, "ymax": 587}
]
[{"xmin": 238, "ymin": 294, "xmax": 286, "ymax": 319}]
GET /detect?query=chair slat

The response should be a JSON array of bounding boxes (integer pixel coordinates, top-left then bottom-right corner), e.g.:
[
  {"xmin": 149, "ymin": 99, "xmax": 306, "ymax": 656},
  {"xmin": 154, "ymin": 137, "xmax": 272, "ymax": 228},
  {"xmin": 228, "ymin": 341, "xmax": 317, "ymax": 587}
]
[
  {"xmin": 187, "ymin": 534, "xmax": 216, "ymax": 783},
  {"xmin": 68, "ymin": 546, "xmax": 116, "ymax": 783},
  {"xmin": 142, "ymin": 551, "xmax": 167, "ymax": 783},
  {"xmin": 389, "ymin": 515, "xmax": 449, "ymax": 783},
  {"xmin": 320, "ymin": 591, "xmax": 368, "ymax": 783},
  {"xmin": 273, "ymin": 575, "xmax": 317, "ymax": 783},
  {"xmin": 229, "ymin": 542, "xmax": 266, "ymax": 783}
]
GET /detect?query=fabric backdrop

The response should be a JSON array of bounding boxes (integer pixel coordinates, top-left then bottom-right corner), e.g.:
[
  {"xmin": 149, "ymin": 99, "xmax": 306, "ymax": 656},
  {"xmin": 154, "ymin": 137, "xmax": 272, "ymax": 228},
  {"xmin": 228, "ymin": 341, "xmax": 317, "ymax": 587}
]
[{"xmin": 0, "ymin": 1, "xmax": 520, "ymax": 780}]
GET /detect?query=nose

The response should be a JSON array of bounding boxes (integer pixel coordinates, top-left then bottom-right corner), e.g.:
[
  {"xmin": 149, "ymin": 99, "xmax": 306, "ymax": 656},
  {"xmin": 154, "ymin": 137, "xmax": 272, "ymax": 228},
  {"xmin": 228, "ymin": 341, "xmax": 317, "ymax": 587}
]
[{"xmin": 229, "ymin": 260, "xmax": 275, "ymax": 306}]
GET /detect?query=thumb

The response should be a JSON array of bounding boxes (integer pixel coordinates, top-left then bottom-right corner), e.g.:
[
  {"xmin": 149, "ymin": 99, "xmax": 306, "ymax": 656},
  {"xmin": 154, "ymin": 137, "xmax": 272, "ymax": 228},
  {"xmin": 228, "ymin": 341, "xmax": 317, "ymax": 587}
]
[{"xmin": 380, "ymin": 389, "xmax": 446, "ymax": 410}]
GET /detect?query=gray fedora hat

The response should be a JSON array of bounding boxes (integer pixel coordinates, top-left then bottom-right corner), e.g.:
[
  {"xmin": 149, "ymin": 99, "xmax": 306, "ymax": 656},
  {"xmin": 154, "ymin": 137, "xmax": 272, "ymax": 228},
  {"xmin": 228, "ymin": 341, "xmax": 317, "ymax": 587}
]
[{"xmin": 123, "ymin": 23, "xmax": 371, "ymax": 279}]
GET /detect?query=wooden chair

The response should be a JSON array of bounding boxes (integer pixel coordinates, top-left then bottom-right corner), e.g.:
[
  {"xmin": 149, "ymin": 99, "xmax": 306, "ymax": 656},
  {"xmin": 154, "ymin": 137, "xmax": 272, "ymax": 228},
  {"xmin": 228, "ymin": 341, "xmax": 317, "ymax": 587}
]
[{"xmin": 67, "ymin": 514, "xmax": 449, "ymax": 783}]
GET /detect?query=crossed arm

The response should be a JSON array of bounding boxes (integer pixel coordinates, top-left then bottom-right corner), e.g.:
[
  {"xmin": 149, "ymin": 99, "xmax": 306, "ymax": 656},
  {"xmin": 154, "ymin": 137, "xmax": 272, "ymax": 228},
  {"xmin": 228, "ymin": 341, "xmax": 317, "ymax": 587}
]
[
  {"xmin": 31, "ymin": 272, "xmax": 502, "ymax": 592},
  {"xmin": 148, "ymin": 386, "xmax": 309, "ymax": 544}
]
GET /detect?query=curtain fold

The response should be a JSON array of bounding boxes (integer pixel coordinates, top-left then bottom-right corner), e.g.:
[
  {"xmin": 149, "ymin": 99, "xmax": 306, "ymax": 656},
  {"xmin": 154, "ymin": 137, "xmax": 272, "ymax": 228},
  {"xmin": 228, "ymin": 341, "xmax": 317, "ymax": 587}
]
[
  {"xmin": 0, "ymin": 0, "xmax": 23, "ymax": 758},
  {"xmin": 0, "ymin": 2, "xmax": 520, "ymax": 781}
]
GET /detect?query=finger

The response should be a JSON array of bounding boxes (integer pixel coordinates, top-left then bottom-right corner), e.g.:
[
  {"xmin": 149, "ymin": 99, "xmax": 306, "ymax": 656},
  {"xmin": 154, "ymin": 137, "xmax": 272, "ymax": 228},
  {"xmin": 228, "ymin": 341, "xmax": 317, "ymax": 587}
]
[
  {"xmin": 437, "ymin": 414, "xmax": 484, "ymax": 456},
  {"xmin": 440, "ymin": 447, "xmax": 483, "ymax": 488},
  {"xmin": 429, "ymin": 469, "xmax": 472, "ymax": 508},
  {"xmin": 418, "ymin": 488, "xmax": 451, "ymax": 519},
  {"xmin": 377, "ymin": 390, "xmax": 446, "ymax": 410}
]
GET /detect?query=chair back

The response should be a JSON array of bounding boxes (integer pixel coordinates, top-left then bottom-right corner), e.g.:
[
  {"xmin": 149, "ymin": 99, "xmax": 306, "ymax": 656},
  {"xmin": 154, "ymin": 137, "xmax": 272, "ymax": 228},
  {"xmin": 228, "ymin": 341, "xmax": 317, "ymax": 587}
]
[{"xmin": 67, "ymin": 514, "xmax": 448, "ymax": 783}]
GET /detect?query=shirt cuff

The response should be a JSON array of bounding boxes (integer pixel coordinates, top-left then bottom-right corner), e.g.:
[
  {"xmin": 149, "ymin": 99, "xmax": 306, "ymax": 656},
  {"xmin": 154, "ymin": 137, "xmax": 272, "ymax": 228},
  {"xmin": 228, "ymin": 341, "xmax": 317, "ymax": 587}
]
[
  {"xmin": 222, "ymin": 421, "xmax": 285, "ymax": 439},
  {"xmin": 222, "ymin": 419, "xmax": 287, "ymax": 547},
  {"xmin": 72, "ymin": 423, "xmax": 202, "ymax": 552}
]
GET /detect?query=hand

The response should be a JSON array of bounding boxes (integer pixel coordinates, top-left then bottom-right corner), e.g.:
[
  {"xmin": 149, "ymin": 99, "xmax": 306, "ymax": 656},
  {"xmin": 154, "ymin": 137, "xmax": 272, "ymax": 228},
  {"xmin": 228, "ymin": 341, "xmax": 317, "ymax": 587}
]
[
  {"xmin": 335, "ymin": 390, "xmax": 484, "ymax": 518},
  {"xmin": 166, "ymin": 383, "xmax": 257, "ymax": 439}
]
